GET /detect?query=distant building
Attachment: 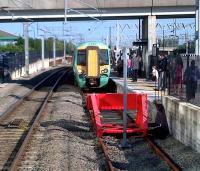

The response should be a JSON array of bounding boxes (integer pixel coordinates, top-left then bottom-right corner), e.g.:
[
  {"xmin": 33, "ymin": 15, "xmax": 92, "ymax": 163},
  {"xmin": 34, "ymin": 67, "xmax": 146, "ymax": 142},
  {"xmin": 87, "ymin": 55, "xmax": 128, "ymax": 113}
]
[{"xmin": 0, "ymin": 30, "xmax": 18, "ymax": 45}]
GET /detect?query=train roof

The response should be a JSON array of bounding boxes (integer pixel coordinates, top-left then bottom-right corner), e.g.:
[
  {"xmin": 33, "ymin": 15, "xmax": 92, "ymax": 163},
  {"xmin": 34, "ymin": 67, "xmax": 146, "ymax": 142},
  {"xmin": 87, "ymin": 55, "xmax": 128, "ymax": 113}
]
[{"xmin": 77, "ymin": 42, "xmax": 109, "ymax": 50}]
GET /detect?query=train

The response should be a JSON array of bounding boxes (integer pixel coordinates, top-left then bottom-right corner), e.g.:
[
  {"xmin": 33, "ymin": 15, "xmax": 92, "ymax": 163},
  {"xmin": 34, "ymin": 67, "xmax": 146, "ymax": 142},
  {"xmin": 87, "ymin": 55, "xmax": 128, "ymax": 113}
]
[{"xmin": 73, "ymin": 42, "xmax": 110, "ymax": 89}]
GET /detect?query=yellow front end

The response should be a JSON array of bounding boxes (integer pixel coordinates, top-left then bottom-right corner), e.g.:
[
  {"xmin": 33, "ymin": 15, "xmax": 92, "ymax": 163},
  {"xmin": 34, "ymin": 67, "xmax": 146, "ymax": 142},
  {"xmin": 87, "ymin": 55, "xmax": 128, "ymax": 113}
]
[
  {"xmin": 75, "ymin": 44, "xmax": 110, "ymax": 88},
  {"xmin": 87, "ymin": 49, "xmax": 99, "ymax": 77}
]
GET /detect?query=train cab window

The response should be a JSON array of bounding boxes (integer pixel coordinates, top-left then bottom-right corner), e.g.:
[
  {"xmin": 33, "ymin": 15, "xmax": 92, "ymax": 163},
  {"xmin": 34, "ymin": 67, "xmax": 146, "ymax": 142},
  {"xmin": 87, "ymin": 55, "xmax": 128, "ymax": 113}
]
[
  {"xmin": 77, "ymin": 50, "xmax": 86, "ymax": 65},
  {"xmin": 99, "ymin": 49, "xmax": 109, "ymax": 65}
]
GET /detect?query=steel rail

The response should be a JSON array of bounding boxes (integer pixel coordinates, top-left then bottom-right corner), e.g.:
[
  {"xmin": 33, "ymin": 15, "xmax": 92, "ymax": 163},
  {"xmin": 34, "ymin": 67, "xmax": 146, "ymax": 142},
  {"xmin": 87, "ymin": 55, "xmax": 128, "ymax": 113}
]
[
  {"xmin": 98, "ymin": 138, "xmax": 116, "ymax": 171},
  {"xmin": 84, "ymin": 93, "xmax": 116, "ymax": 171},
  {"xmin": 145, "ymin": 137, "xmax": 182, "ymax": 171},
  {"xmin": 0, "ymin": 67, "xmax": 66, "ymax": 122},
  {"xmin": 126, "ymin": 110, "xmax": 181, "ymax": 170},
  {"xmin": 9, "ymin": 69, "xmax": 68, "ymax": 171},
  {"xmin": 99, "ymin": 135, "xmax": 182, "ymax": 171}
]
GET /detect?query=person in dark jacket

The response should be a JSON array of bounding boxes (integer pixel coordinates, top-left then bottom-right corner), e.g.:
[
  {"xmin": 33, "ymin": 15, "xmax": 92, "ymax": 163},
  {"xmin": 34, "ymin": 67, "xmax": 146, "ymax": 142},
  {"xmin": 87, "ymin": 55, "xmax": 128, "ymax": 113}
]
[
  {"xmin": 174, "ymin": 56, "xmax": 183, "ymax": 96},
  {"xmin": 157, "ymin": 55, "xmax": 168, "ymax": 90},
  {"xmin": 184, "ymin": 60, "xmax": 200, "ymax": 101},
  {"xmin": 117, "ymin": 57, "xmax": 123, "ymax": 77}
]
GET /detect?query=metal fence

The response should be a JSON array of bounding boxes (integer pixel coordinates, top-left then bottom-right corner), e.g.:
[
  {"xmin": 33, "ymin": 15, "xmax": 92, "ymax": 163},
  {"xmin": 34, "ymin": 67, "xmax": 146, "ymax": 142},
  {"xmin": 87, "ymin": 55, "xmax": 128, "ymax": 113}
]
[
  {"xmin": 0, "ymin": 50, "xmax": 64, "ymax": 83},
  {"xmin": 167, "ymin": 54, "xmax": 200, "ymax": 106}
]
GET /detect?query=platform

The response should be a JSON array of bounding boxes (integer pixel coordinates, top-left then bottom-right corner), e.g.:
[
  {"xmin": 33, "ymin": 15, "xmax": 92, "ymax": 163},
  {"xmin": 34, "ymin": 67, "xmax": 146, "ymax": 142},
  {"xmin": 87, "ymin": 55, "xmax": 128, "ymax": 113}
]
[
  {"xmin": 111, "ymin": 76, "xmax": 200, "ymax": 153},
  {"xmin": 111, "ymin": 77, "xmax": 165, "ymax": 102}
]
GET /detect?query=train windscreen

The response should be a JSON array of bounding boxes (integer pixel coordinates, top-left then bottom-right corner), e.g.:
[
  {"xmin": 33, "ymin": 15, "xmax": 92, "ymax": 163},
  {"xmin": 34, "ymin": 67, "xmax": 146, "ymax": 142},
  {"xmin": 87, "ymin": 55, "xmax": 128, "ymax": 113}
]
[
  {"xmin": 99, "ymin": 49, "xmax": 109, "ymax": 65},
  {"xmin": 77, "ymin": 50, "xmax": 86, "ymax": 65}
]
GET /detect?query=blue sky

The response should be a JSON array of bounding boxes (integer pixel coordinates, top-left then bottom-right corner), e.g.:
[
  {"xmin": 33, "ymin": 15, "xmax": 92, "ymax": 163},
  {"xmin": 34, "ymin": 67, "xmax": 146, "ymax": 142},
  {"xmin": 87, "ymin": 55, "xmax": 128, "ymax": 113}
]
[{"xmin": 0, "ymin": 18, "xmax": 195, "ymax": 46}]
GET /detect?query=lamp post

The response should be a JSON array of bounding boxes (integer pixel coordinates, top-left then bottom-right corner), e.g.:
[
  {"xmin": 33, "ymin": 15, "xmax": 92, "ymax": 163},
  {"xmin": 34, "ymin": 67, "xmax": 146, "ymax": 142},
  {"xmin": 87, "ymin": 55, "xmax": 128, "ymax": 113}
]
[
  {"xmin": 29, "ymin": 29, "xmax": 36, "ymax": 51},
  {"xmin": 115, "ymin": 20, "xmax": 120, "ymax": 64},
  {"xmin": 23, "ymin": 22, "xmax": 29, "ymax": 77},
  {"xmin": 122, "ymin": 47, "xmax": 128, "ymax": 147},
  {"xmin": 105, "ymin": 26, "xmax": 115, "ymax": 48},
  {"xmin": 53, "ymin": 36, "xmax": 56, "ymax": 66},
  {"xmin": 63, "ymin": 0, "xmax": 68, "ymax": 59},
  {"xmin": 109, "ymin": 26, "xmax": 112, "ymax": 48},
  {"xmin": 41, "ymin": 36, "xmax": 45, "ymax": 69},
  {"xmin": 39, "ymin": 29, "xmax": 48, "ymax": 70},
  {"xmin": 22, "ymin": 19, "xmax": 34, "ymax": 77},
  {"xmin": 39, "ymin": 28, "xmax": 57, "ymax": 67},
  {"xmin": 63, "ymin": 24, "xmax": 66, "ymax": 60}
]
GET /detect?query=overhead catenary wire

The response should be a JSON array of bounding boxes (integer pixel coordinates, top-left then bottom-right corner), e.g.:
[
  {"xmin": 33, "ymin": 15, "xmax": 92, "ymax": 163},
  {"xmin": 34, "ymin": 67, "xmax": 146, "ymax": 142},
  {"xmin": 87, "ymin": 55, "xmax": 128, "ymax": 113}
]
[
  {"xmin": 68, "ymin": 8, "xmax": 100, "ymax": 21},
  {"xmin": 96, "ymin": 0, "xmax": 103, "ymax": 18},
  {"xmin": 0, "ymin": 7, "xmax": 14, "ymax": 20}
]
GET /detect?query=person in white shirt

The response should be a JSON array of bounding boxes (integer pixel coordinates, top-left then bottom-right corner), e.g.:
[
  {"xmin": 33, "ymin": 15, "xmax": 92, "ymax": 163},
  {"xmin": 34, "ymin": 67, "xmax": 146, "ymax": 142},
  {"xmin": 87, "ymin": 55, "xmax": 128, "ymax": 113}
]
[{"xmin": 152, "ymin": 65, "xmax": 158, "ymax": 82}]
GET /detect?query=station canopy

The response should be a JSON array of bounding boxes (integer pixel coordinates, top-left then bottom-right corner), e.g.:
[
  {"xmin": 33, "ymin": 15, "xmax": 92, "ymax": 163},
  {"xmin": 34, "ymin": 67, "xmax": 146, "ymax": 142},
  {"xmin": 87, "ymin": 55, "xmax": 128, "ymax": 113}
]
[{"xmin": 0, "ymin": 30, "xmax": 18, "ymax": 42}]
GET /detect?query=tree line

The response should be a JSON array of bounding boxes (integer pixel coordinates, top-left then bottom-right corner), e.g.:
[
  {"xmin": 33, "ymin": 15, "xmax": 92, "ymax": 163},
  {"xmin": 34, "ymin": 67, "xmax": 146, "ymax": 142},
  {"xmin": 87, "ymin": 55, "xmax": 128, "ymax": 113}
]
[
  {"xmin": 1, "ymin": 36, "xmax": 194, "ymax": 55},
  {"xmin": 0, "ymin": 37, "xmax": 76, "ymax": 55}
]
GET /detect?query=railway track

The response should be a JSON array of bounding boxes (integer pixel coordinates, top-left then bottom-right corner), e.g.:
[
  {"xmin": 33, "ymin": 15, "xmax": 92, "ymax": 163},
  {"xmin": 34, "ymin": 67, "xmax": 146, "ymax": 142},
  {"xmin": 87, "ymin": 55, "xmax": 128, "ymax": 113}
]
[
  {"xmin": 98, "ymin": 135, "xmax": 182, "ymax": 171},
  {"xmin": 0, "ymin": 67, "xmax": 69, "ymax": 171},
  {"xmin": 145, "ymin": 136, "xmax": 182, "ymax": 171},
  {"xmin": 0, "ymin": 66, "xmax": 183, "ymax": 171},
  {"xmin": 15, "ymin": 75, "xmax": 102, "ymax": 170}
]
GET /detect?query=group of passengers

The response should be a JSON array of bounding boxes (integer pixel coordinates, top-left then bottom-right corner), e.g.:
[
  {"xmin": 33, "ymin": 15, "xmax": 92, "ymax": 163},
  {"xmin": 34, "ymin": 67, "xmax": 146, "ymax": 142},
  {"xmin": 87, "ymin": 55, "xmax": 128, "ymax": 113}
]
[
  {"xmin": 151, "ymin": 54, "xmax": 200, "ymax": 101},
  {"xmin": 116, "ymin": 52, "xmax": 142, "ymax": 82},
  {"xmin": 127, "ymin": 53, "xmax": 142, "ymax": 81},
  {"xmin": 172, "ymin": 57, "xmax": 200, "ymax": 101},
  {"xmin": 115, "ymin": 50, "xmax": 200, "ymax": 102}
]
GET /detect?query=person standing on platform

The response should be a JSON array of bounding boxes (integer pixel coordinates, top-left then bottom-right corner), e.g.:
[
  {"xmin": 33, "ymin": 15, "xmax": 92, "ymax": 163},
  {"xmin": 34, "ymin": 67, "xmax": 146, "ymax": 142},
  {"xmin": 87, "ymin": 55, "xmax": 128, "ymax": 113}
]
[
  {"xmin": 131, "ymin": 53, "xmax": 139, "ymax": 81},
  {"xmin": 184, "ymin": 60, "xmax": 200, "ymax": 101},
  {"xmin": 117, "ymin": 57, "xmax": 123, "ymax": 77},
  {"xmin": 152, "ymin": 65, "xmax": 159, "ymax": 82},
  {"xmin": 127, "ymin": 56, "xmax": 132, "ymax": 78},
  {"xmin": 158, "ymin": 55, "xmax": 168, "ymax": 90},
  {"xmin": 174, "ymin": 56, "xmax": 183, "ymax": 96}
]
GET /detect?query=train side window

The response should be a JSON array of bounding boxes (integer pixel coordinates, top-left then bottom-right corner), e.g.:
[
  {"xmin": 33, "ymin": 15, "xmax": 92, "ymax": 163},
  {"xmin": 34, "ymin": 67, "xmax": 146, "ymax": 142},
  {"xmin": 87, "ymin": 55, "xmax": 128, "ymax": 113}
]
[
  {"xmin": 77, "ymin": 50, "xmax": 86, "ymax": 65},
  {"xmin": 99, "ymin": 49, "xmax": 109, "ymax": 65}
]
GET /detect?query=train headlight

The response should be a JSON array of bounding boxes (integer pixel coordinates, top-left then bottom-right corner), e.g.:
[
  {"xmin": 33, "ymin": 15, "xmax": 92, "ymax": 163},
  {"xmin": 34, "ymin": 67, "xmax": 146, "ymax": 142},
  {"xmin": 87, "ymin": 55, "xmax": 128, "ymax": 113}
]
[
  {"xmin": 101, "ymin": 68, "xmax": 108, "ymax": 74},
  {"xmin": 78, "ymin": 69, "xmax": 84, "ymax": 74}
]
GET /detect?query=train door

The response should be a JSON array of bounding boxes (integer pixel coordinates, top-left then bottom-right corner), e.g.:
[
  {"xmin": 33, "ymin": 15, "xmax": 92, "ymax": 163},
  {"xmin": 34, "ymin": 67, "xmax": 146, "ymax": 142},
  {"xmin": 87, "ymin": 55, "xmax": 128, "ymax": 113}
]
[{"xmin": 86, "ymin": 47, "xmax": 100, "ymax": 77}]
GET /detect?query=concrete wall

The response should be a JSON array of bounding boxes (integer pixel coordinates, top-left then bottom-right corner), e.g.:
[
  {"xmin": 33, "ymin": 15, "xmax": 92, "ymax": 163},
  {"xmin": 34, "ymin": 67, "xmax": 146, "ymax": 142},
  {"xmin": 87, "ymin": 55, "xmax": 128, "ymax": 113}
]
[
  {"xmin": 115, "ymin": 81, "xmax": 200, "ymax": 152},
  {"xmin": 0, "ymin": 0, "xmax": 195, "ymax": 10},
  {"xmin": 153, "ymin": 0, "xmax": 195, "ymax": 6},
  {"xmin": 10, "ymin": 57, "xmax": 65, "ymax": 80},
  {"xmin": 162, "ymin": 96, "xmax": 200, "ymax": 152}
]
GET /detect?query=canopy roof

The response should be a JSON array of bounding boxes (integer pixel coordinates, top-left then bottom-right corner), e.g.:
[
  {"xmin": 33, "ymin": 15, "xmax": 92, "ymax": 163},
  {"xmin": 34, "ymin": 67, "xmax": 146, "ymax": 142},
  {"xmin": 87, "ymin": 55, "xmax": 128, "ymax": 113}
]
[{"xmin": 0, "ymin": 30, "xmax": 18, "ymax": 41}]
